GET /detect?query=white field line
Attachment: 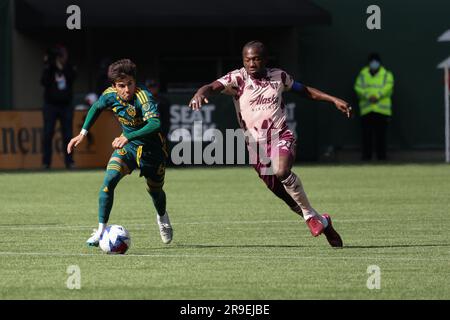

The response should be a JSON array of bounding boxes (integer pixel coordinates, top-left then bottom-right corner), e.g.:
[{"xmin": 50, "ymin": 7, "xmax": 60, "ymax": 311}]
[
  {"xmin": 0, "ymin": 251, "xmax": 448, "ymax": 261},
  {"xmin": 0, "ymin": 218, "xmax": 438, "ymax": 231},
  {"xmin": 0, "ymin": 221, "xmax": 285, "ymax": 231},
  {"xmin": 0, "ymin": 220, "xmax": 285, "ymax": 229}
]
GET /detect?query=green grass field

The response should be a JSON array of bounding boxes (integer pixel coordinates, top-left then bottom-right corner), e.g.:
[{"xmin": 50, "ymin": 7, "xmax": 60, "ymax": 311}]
[{"xmin": 0, "ymin": 164, "xmax": 449, "ymax": 299}]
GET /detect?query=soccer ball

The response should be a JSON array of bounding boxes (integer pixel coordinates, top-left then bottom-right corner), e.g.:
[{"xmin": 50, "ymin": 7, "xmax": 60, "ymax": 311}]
[{"xmin": 99, "ymin": 225, "xmax": 131, "ymax": 254}]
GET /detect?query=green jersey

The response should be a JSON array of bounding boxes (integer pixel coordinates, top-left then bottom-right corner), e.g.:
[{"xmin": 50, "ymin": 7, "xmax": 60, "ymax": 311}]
[{"xmin": 82, "ymin": 85, "xmax": 164, "ymax": 150}]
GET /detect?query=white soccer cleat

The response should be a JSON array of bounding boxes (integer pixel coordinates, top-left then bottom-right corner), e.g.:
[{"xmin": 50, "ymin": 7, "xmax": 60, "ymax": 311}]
[
  {"xmin": 86, "ymin": 228, "xmax": 103, "ymax": 247},
  {"xmin": 157, "ymin": 212, "xmax": 173, "ymax": 244}
]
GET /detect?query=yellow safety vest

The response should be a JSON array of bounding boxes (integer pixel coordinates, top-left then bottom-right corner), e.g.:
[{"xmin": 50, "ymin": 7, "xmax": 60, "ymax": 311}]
[{"xmin": 354, "ymin": 66, "xmax": 394, "ymax": 116}]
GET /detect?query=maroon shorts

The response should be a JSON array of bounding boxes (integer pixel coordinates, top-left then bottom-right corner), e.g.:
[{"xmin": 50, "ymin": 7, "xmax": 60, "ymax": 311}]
[
  {"xmin": 248, "ymin": 128, "xmax": 296, "ymax": 174},
  {"xmin": 248, "ymin": 128, "xmax": 297, "ymax": 208}
]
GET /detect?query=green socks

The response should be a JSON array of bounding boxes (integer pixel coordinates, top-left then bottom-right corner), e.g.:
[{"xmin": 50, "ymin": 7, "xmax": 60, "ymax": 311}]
[
  {"xmin": 98, "ymin": 164, "xmax": 123, "ymax": 223},
  {"xmin": 148, "ymin": 189, "xmax": 166, "ymax": 216}
]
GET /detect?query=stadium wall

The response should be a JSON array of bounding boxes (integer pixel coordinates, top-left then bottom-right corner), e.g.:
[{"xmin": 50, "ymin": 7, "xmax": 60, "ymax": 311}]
[
  {"xmin": 296, "ymin": 0, "xmax": 450, "ymax": 160},
  {"xmin": 0, "ymin": 0, "xmax": 12, "ymax": 109},
  {"xmin": 0, "ymin": 110, "xmax": 121, "ymax": 169},
  {"xmin": 5, "ymin": 1, "xmax": 449, "ymax": 162}
]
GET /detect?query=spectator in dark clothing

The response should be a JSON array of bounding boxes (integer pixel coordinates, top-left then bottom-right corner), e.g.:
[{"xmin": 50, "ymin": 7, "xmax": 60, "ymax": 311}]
[
  {"xmin": 41, "ymin": 44, "xmax": 77, "ymax": 169},
  {"xmin": 95, "ymin": 57, "xmax": 113, "ymax": 96},
  {"xmin": 145, "ymin": 78, "xmax": 171, "ymax": 140}
]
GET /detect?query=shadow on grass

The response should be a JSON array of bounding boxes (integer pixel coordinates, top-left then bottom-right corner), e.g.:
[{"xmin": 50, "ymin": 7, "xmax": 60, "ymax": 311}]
[
  {"xmin": 164, "ymin": 243, "xmax": 450, "ymax": 250},
  {"xmin": 343, "ymin": 243, "xmax": 450, "ymax": 249},
  {"xmin": 171, "ymin": 244, "xmax": 307, "ymax": 249}
]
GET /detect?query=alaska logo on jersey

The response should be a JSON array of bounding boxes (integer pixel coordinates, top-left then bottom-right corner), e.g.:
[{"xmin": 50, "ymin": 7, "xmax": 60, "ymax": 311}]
[{"xmin": 249, "ymin": 94, "xmax": 279, "ymax": 106}]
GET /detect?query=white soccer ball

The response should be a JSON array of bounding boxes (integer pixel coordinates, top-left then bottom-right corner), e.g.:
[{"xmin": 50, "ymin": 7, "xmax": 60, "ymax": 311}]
[{"xmin": 99, "ymin": 225, "xmax": 131, "ymax": 254}]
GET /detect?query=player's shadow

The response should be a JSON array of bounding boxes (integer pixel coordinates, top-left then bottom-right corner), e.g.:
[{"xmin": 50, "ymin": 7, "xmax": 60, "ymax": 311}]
[
  {"xmin": 342, "ymin": 243, "xmax": 450, "ymax": 249},
  {"xmin": 173, "ymin": 244, "xmax": 307, "ymax": 249},
  {"xmin": 170, "ymin": 243, "xmax": 450, "ymax": 249}
]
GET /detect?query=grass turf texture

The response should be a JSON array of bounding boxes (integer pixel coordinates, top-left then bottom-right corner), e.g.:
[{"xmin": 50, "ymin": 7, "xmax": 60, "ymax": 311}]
[{"xmin": 0, "ymin": 164, "xmax": 449, "ymax": 299}]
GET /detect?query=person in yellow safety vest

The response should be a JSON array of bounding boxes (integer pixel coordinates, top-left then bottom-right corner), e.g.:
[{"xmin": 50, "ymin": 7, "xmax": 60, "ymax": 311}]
[{"xmin": 354, "ymin": 53, "xmax": 394, "ymax": 161}]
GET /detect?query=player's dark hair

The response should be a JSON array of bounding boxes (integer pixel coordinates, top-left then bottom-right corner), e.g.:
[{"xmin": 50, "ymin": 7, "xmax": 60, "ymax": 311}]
[
  {"xmin": 242, "ymin": 40, "xmax": 268, "ymax": 58},
  {"xmin": 108, "ymin": 59, "xmax": 137, "ymax": 84}
]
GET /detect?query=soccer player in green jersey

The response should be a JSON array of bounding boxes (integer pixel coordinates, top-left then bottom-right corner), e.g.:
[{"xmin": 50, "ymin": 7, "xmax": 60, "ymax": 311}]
[{"xmin": 67, "ymin": 59, "xmax": 173, "ymax": 246}]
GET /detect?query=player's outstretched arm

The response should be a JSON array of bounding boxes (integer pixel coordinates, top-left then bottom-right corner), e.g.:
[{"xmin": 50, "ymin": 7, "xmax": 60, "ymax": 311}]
[
  {"xmin": 67, "ymin": 133, "xmax": 86, "ymax": 154},
  {"xmin": 110, "ymin": 118, "xmax": 161, "ymax": 150},
  {"xmin": 292, "ymin": 82, "xmax": 352, "ymax": 118},
  {"xmin": 305, "ymin": 86, "xmax": 352, "ymax": 118},
  {"xmin": 307, "ymin": 86, "xmax": 352, "ymax": 118},
  {"xmin": 189, "ymin": 81, "xmax": 225, "ymax": 110},
  {"xmin": 67, "ymin": 99, "xmax": 105, "ymax": 154}
]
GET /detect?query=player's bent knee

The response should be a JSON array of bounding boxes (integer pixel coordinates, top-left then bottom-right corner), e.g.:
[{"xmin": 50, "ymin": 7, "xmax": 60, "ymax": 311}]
[
  {"xmin": 147, "ymin": 186, "xmax": 163, "ymax": 193},
  {"xmin": 101, "ymin": 162, "xmax": 124, "ymax": 192},
  {"xmin": 274, "ymin": 167, "xmax": 291, "ymax": 181},
  {"xmin": 146, "ymin": 178, "xmax": 164, "ymax": 193},
  {"xmin": 107, "ymin": 158, "xmax": 130, "ymax": 176},
  {"xmin": 146, "ymin": 183, "xmax": 164, "ymax": 193},
  {"xmin": 106, "ymin": 170, "xmax": 121, "ymax": 181}
]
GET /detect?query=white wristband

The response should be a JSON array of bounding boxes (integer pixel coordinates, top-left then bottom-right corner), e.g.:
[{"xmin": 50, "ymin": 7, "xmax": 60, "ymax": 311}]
[{"xmin": 80, "ymin": 129, "xmax": 88, "ymax": 136}]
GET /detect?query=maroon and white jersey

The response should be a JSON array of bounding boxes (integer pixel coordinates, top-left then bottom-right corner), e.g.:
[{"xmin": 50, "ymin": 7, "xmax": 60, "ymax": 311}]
[{"xmin": 217, "ymin": 67, "xmax": 294, "ymax": 141}]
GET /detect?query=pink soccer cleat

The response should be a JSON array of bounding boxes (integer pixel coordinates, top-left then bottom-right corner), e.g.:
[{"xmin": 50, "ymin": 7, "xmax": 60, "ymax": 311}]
[
  {"xmin": 322, "ymin": 213, "xmax": 343, "ymax": 248},
  {"xmin": 306, "ymin": 216, "xmax": 324, "ymax": 237}
]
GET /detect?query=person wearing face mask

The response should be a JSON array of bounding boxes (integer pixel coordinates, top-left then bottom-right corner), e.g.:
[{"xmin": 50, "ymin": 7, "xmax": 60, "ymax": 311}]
[{"xmin": 354, "ymin": 53, "xmax": 394, "ymax": 161}]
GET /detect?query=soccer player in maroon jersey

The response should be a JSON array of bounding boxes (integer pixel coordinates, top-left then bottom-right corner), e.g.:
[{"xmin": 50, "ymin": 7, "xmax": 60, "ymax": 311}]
[{"xmin": 189, "ymin": 41, "xmax": 352, "ymax": 247}]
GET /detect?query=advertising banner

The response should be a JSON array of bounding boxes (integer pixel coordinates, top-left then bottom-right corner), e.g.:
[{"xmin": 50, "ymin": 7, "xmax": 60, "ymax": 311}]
[{"xmin": 0, "ymin": 110, "xmax": 121, "ymax": 169}]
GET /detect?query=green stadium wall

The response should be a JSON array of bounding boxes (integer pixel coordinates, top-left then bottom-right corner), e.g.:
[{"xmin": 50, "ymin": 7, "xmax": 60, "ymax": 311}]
[
  {"xmin": 4, "ymin": 0, "xmax": 449, "ymax": 162},
  {"xmin": 294, "ymin": 0, "xmax": 450, "ymax": 160},
  {"xmin": 0, "ymin": 0, "xmax": 12, "ymax": 109}
]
